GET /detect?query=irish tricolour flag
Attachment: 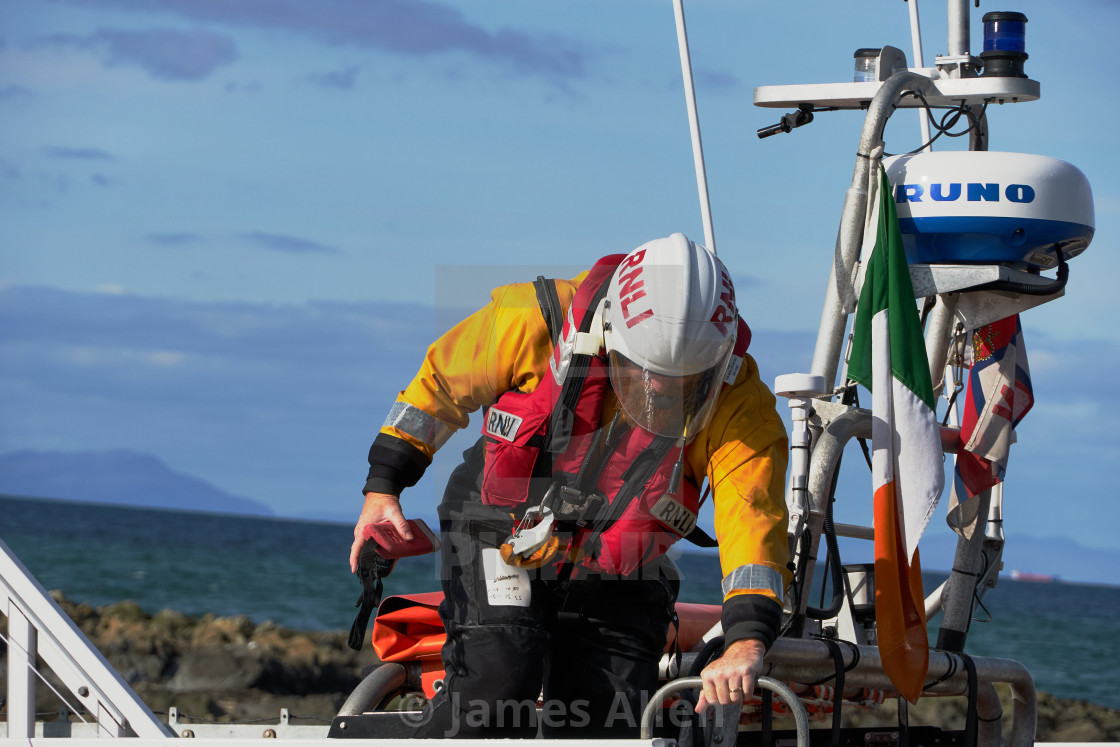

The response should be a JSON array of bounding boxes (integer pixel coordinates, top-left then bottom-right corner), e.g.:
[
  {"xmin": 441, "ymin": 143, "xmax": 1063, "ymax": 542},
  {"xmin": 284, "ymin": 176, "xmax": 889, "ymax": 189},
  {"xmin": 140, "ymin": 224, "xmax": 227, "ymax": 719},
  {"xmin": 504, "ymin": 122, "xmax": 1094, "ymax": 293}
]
[{"xmin": 849, "ymin": 167, "xmax": 945, "ymax": 703}]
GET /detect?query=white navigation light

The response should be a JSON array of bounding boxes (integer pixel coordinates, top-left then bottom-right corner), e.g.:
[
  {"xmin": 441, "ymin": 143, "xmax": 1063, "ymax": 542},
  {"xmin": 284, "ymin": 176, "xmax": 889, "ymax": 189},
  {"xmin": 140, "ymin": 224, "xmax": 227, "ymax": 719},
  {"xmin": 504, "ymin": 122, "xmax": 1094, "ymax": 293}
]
[
  {"xmin": 883, "ymin": 151, "xmax": 1094, "ymax": 269},
  {"xmin": 853, "ymin": 48, "xmax": 880, "ymax": 83}
]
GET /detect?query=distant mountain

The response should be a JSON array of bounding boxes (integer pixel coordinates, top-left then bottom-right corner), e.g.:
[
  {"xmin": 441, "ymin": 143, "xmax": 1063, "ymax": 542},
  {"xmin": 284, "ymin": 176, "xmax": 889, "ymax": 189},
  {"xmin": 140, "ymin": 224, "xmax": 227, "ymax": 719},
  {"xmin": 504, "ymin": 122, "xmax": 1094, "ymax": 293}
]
[
  {"xmin": 0, "ymin": 449, "xmax": 273, "ymax": 517},
  {"xmin": 841, "ymin": 529, "xmax": 1119, "ymax": 586}
]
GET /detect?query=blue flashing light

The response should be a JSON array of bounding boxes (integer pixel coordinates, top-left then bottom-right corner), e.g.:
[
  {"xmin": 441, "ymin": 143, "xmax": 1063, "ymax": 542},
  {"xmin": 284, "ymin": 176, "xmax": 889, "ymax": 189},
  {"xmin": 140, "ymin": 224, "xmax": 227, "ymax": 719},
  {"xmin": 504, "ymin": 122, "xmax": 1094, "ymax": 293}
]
[{"xmin": 983, "ymin": 12, "xmax": 1028, "ymax": 54}]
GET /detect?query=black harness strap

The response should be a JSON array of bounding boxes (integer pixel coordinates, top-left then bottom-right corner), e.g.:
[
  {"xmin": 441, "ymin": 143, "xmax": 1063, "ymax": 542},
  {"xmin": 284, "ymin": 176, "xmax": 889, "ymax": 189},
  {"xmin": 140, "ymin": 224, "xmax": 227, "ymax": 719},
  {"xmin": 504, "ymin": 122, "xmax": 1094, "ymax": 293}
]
[
  {"xmin": 580, "ymin": 435, "xmax": 676, "ymax": 557},
  {"xmin": 898, "ymin": 695, "xmax": 910, "ymax": 747},
  {"xmin": 960, "ymin": 652, "xmax": 979, "ymax": 747},
  {"xmin": 347, "ymin": 546, "xmax": 395, "ymax": 651},
  {"xmin": 533, "ymin": 275, "xmax": 564, "ymax": 345},
  {"xmin": 821, "ymin": 638, "xmax": 845, "ymax": 747},
  {"xmin": 684, "ymin": 524, "xmax": 718, "ymax": 548},
  {"xmin": 801, "ymin": 637, "xmax": 861, "ymax": 747},
  {"xmin": 760, "ymin": 690, "xmax": 773, "ymax": 746},
  {"xmin": 540, "ymin": 278, "xmax": 612, "ymax": 459}
]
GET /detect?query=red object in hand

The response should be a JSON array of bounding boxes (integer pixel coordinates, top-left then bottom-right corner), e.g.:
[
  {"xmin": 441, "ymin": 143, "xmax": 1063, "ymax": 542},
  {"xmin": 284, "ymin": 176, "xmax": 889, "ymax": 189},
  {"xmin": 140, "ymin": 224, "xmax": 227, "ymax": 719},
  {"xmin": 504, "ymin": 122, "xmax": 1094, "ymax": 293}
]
[{"xmin": 362, "ymin": 519, "xmax": 441, "ymax": 559}]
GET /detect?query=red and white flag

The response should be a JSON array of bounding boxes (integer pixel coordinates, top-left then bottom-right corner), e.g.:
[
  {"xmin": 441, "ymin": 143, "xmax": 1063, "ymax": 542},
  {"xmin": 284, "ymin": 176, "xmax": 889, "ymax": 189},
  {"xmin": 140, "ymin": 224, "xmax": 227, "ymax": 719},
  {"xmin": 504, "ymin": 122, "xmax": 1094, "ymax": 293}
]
[{"xmin": 948, "ymin": 315, "xmax": 1034, "ymax": 538}]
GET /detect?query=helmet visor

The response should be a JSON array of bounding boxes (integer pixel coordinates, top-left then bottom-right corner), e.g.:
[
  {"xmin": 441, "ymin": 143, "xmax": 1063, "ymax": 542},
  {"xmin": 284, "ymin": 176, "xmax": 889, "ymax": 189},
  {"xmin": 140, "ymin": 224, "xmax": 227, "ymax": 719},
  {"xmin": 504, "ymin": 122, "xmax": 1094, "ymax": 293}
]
[{"xmin": 608, "ymin": 350, "xmax": 732, "ymax": 438}]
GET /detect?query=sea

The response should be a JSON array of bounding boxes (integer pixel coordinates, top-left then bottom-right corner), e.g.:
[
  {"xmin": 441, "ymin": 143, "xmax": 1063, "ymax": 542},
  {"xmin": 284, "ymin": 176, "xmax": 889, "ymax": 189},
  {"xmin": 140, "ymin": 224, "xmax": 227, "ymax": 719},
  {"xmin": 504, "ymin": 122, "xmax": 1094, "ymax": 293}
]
[{"xmin": 2, "ymin": 495, "xmax": 1118, "ymax": 710}]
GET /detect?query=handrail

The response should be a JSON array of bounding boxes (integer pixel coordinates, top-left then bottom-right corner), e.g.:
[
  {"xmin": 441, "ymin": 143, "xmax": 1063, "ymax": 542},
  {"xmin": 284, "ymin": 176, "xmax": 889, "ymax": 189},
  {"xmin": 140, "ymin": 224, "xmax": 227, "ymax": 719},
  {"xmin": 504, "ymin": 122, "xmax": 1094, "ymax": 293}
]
[
  {"xmin": 0, "ymin": 537, "xmax": 173, "ymax": 739},
  {"xmin": 639, "ymin": 675, "xmax": 809, "ymax": 745},
  {"xmin": 763, "ymin": 638, "xmax": 1036, "ymax": 747}
]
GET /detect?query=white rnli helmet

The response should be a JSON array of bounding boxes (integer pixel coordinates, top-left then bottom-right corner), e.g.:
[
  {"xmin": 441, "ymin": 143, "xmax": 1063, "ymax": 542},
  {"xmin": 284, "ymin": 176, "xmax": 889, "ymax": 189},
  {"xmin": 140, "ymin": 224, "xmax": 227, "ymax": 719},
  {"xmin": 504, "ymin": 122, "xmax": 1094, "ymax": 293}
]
[{"xmin": 602, "ymin": 233, "xmax": 738, "ymax": 439}]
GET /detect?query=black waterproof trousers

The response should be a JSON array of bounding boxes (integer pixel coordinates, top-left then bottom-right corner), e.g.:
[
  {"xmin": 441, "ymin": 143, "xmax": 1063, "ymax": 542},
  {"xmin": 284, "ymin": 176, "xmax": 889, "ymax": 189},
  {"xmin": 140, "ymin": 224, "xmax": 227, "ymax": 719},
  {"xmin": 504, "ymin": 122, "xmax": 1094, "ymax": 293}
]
[{"xmin": 410, "ymin": 439, "xmax": 678, "ymax": 739}]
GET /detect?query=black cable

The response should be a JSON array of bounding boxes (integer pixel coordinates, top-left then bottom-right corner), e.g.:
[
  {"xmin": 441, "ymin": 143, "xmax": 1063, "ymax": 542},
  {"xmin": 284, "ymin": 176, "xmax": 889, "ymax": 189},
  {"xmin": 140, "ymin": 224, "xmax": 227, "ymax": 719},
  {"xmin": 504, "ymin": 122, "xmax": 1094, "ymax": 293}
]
[
  {"xmin": 923, "ymin": 651, "xmax": 958, "ymax": 690},
  {"xmin": 972, "ymin": 242, "xmax": 1070, "ymax": 296},
  {"xmin": 919, "ymin": 296, "xmax": 936, "ymax": 328},
  {"xmin": 970, "ymin": 551, "xmax": 994, "ymax": 624},
  {"xmin": 887, "ymin": 93, "xmax": 989, "ymax": 155},
  {"xmin": 780, "ymin": 528, "xmax": 813, "ymax": 636},
  {"xmin": 804, "ymin": 482, "xmax": 845, "ymax": 619},
  {"xmin": 805, "ymin": 385, "xmax": 859, "ymax": 621}
]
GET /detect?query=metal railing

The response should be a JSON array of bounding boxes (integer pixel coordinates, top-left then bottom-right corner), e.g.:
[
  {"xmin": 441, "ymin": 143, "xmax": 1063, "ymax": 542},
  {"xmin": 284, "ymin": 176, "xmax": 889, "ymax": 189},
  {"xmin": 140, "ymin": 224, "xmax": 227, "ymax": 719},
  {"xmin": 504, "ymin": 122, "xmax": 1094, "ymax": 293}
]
[{"xmin": 1, "ymin": 537, "xmax": 173, "ymax": 739}]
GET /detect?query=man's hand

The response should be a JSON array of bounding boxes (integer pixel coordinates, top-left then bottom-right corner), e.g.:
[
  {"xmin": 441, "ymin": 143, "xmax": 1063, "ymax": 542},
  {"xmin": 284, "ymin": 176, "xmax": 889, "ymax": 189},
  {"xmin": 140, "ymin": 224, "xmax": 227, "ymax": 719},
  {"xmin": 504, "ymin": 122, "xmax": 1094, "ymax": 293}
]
[
  {"xmin": 350, "ymin": 492, "xmax": 412, "ymax": 572},
  {"xmin": 695, "ymin": 638, "xmax": 766, "ymax": 714}
]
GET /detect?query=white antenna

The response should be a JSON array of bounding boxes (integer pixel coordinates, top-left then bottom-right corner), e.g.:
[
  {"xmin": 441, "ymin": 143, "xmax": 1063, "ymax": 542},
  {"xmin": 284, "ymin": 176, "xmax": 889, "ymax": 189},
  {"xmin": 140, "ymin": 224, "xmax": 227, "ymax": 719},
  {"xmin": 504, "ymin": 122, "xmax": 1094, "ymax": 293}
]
[
  {"xmin": 906, "ymin": 0, "xmax": 934, "ymax": 150},
  {"xmin": 672, "ymin": 0, "xmax": 717, "ymax": 255}
]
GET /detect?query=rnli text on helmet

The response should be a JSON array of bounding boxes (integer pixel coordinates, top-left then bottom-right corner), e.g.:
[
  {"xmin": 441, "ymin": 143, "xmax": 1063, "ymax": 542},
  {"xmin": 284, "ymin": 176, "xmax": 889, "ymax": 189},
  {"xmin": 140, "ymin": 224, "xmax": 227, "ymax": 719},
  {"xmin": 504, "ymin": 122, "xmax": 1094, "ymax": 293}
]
[
  {"xmin": 617, "ymin": 249, "xmax": 653, "ymax": 329},
  {"xmin": 710, "ymin": 266, "xmax": 735, "ymax": 337},
  {"xmin": 616, "ymin": 248, "xmax": 737, "ymax": 335}
]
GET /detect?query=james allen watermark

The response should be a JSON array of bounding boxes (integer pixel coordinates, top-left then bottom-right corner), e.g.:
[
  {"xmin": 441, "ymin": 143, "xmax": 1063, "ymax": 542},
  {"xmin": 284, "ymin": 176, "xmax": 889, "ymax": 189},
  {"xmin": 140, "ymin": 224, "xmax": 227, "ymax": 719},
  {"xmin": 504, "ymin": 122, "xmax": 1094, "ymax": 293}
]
[{"xmin": 398, "ymin": 690, "xmax": 699, "ymax": 736}]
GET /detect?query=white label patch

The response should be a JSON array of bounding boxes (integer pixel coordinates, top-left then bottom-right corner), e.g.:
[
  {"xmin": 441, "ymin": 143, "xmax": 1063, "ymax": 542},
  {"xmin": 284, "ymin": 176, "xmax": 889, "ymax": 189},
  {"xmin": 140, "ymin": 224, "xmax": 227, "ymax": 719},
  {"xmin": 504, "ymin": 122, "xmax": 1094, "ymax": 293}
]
[
  {"xmin": 485, "ymin": 408, "xmax": 523, "ymax": 442},
  {"xmin": 651, "ymin": 494, "xmax": 698, "ymax": 537},
  {"xmin": 482, "ymin": 548, "xmax": 531, "ymax": 607},
  {"xmin": 723, "ymin": 355, "xmax": 744, "ymax": 385}
]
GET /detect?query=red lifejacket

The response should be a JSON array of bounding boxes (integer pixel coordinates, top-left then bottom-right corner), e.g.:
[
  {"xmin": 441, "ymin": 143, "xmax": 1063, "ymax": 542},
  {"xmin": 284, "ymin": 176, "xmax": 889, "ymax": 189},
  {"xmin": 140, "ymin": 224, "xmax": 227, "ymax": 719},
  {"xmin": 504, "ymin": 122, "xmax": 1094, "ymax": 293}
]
[{"xmin": 479, "ymin": 255, "xmax": 750, "ymax": 576}]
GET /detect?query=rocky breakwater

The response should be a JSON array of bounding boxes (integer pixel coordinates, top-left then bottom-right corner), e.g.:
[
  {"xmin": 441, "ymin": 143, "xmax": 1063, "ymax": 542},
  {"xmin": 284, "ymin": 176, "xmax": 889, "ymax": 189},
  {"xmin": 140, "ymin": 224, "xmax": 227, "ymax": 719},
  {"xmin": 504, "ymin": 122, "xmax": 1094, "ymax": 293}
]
[{"xmin": 2, "ymin": 594, "xmax": 1119, "ymax": 740}]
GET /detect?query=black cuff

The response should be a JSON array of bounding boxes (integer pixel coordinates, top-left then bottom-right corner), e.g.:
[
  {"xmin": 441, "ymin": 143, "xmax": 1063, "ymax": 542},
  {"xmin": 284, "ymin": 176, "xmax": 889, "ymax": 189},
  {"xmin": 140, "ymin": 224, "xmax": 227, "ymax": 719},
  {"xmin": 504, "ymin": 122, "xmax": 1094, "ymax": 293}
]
[
  {"xmin": 364, "ymin": 433, "xmax": 431, "ymax": 496},
  {"xmin": 721, "ymin": 594, "xmax": 782, "ymax": 651}
]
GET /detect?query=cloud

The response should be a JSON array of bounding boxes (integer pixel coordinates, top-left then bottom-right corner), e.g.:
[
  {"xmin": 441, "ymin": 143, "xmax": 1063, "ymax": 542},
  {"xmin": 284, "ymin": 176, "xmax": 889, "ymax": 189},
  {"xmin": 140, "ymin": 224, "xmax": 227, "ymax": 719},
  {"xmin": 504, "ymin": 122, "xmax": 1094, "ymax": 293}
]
[
  {"xmin": 0, "ymin": 84, "xmax": 35, "ymax": 104},
  {"xmin": 48, "ymin": 0, "xmax": 592, "ymax": 80},
  {"xmin": 33, "ymin": 28, "xmax": 238, "ymax": 80},
  {"xmin": 694, "ymin": 68, "xmax": 740, "ymax": 92},
  {"xmin": 0, "ymin": 284, "xmax": 429, "ymax": 409},
  {"xmin": 0, "ymin": 285, "xmax": 440, "ymax": 516},
  {"xmin": 147, "ymin": 231, "xmax": 202, "ymax": 246},
  {"xmin": 0, "ymin": 158, "xmax": 21, "ymax": 180},
  {"xmin": 97, "ymin": 28, "xmax": 238, "ymax": 79},
  {"xmin": 242, "ymin": 231, "xmax": 342, "ymax": 255},
  {"xmin": 731, "ymin": 272, "xmax": 763, "ymax": 289},
  {"xmin": 43, "ymin": 146, "xmax": 116, "ymax": 161},
  {"xmin": 308, "ymin": 65, "xmax": 360, "ymax": 90}
]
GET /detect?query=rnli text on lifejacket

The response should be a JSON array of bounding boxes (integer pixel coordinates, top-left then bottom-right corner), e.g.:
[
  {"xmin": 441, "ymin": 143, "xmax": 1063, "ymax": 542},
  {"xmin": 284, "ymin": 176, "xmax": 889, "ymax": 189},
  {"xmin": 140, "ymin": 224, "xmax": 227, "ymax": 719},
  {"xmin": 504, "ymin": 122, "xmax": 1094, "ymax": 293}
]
[
  {"xmin": 651, "ymin": 494, "xmax": 698, "ymax": 537},
  {"xmin": 486, "ymin": 408, "xmax": 523, "ymax": 442}
]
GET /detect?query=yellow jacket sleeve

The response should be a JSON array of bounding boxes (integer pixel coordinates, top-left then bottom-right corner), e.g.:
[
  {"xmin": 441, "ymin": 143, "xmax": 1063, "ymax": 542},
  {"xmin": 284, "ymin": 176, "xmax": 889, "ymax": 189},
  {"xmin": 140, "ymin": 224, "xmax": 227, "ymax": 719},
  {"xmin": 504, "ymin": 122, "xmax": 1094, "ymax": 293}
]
[
  {"xmin": 364, "ymin": 278, "xmax": 580, "ymax": 496},
  {"xmin": 685, "ymin": 351, "xmax": 791, "ymax": 647}
]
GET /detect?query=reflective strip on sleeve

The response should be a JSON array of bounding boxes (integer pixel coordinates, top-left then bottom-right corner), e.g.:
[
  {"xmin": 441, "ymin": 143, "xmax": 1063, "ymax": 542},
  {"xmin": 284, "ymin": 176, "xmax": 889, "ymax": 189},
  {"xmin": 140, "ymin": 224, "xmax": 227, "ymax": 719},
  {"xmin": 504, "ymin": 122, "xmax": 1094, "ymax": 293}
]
[
  {"xmin": 382, "ymin": 402, "xmax": 456, "ymax": 450},
  {"xmin": 721, "ymin": 564, "xmax": 785, "ymax": 599}
]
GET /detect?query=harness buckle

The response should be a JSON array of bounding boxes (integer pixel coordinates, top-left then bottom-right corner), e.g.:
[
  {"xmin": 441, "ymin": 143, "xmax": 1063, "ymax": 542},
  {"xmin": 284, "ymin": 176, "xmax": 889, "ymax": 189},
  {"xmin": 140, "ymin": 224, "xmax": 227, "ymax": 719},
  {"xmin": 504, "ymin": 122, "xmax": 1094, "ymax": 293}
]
[
  {"xmin": 548, "ymin": 485, "xmax": 605, "ymax": 527},
  {"xmin": 505, "ymin": 505, "xmax": 556, "ymax": 556}
]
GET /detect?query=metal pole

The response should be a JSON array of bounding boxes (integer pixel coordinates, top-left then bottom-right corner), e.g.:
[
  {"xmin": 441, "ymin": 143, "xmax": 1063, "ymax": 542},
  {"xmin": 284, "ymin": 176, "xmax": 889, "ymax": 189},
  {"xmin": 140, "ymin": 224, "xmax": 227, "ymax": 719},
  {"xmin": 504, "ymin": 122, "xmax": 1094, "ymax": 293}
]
[
  {"xmin": 672, "ymin": 0, "xmax": 717, "ymax": 254},
  {"xmin": 809, "ymin": 72, "xmax": 934, "ymax": 392},
  {"xmin": 936, "ymin": 488, "xmax": 992, "ymax": 652},
  {"xmin": 7, "ymin": 604, "xmax": 37, "ymax": 739},
  {"xmin": 906, "ymin": 0, "xmax": 934, "ymax": 149},
  {"xmin": 924, "ymin": 294, "xmax": 960, "ymax": 398},
  {"xmin": 948, "ymin": 0, "xmax": 971, "ymax": 57}
]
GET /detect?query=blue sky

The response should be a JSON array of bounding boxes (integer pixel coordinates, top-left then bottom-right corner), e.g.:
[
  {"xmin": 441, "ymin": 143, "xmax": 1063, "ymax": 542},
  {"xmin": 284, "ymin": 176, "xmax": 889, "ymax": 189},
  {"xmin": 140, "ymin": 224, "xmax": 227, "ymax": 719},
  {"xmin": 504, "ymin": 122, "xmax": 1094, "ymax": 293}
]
[{"xmin": 2, "ymin": 0, "xmax": 1117, "ymax": 567}]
